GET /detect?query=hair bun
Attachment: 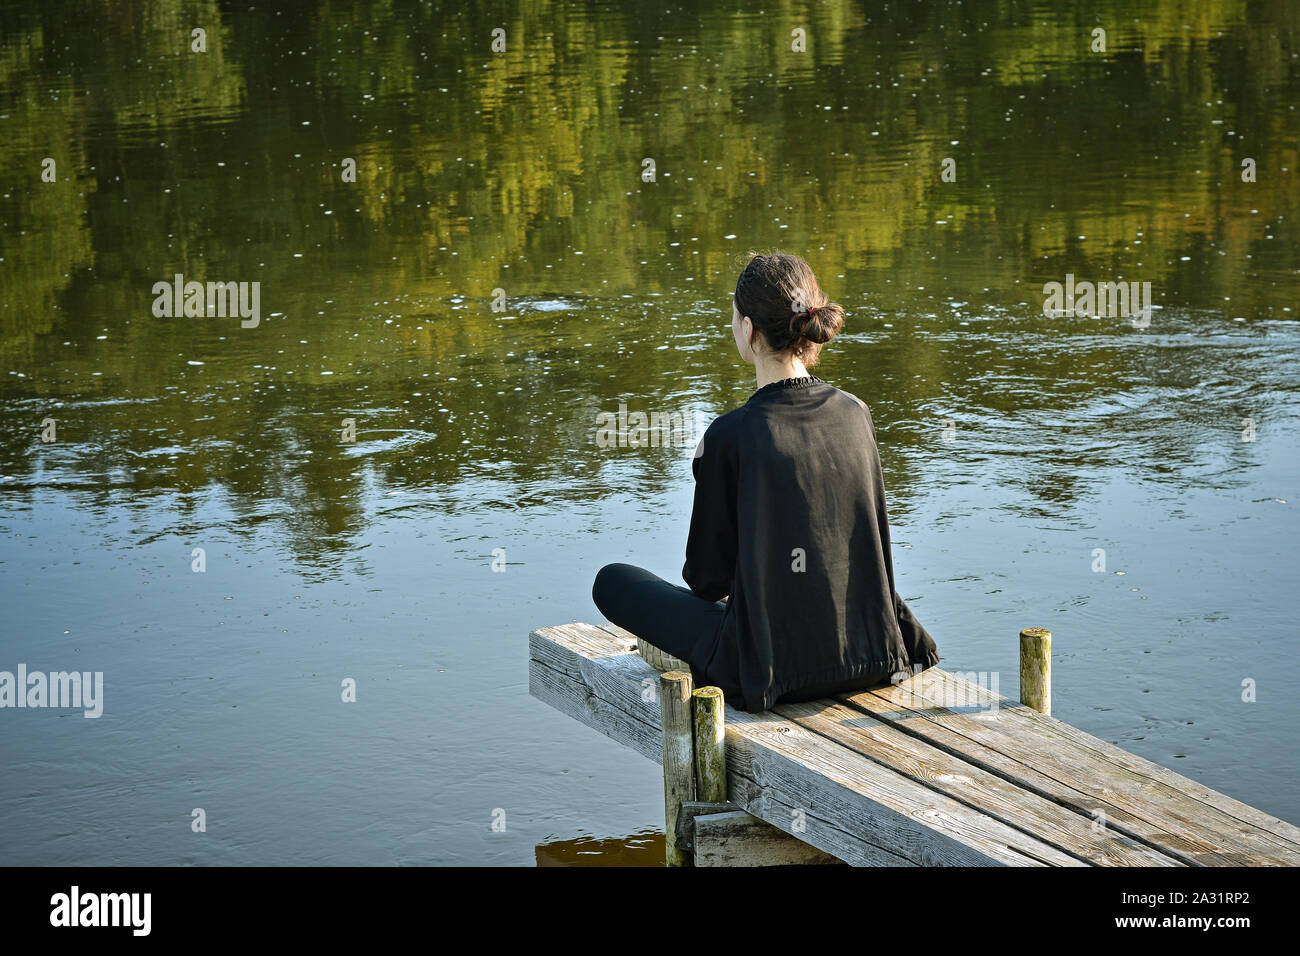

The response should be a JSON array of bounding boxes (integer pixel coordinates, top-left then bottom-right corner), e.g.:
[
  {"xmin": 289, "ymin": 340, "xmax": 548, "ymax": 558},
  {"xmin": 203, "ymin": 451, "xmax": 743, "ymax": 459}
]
[
  {"xmin": 795, "ymin": 302, "xmax": 844, "ymax": 344},
  {"xmin": 734, "ymin": 253, "xmax": 842, "ymax": 367}
]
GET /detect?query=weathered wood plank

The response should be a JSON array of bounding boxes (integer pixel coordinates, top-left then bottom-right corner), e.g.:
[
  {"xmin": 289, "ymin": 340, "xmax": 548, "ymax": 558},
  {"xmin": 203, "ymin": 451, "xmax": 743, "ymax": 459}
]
[
  {"xmin": 673, "ymin": 800, "xmax": 839, "ymax": 865},
  {"xmin": 674, "ymin": 800, "xmax": 741, "ymax": 852},
  {"xmin": 637, "ymin": 638, "xmax": 691, "ymax": 673},
  {"xmin": 939, "ymin": 673, "xmax": 1300, "ymax": 850},
  {"xmin": 854, "ymin": 668, "xmax": 1300, "ymax": 865},
  {"xmin": 528, "ymin": 627, "xmax": 662, "ymax": 762},
  {"xmin": 529, "ymin": 624, "xmax": 1084, "ymax": 866},
  {"xmin": 777, "ymin": 698, "xmax": 1182, "ymax": 866},
  {"xmin": 836, "ymin": 677, "xmax": 1227, "ymax": 864},
  {"xmin": 905, "ymin": 669, "xmax": 1300, "ymax": 858},
  {"xmin": 693, "ymin": 811, "xmax": 846, "ymax": 867}
]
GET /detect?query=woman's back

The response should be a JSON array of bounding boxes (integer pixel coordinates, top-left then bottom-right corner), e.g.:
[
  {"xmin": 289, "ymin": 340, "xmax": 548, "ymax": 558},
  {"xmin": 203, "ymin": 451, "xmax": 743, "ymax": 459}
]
[{"xmin": 684, "ymin": 375, "xmax": 938, "ymax": 711}]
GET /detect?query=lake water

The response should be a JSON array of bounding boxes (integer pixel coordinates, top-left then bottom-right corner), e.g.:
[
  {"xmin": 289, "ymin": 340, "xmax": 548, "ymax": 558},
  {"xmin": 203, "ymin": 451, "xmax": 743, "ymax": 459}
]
[{"xmin": 1, "ymin": 0, "xmax": 1298, "ymax": 865}]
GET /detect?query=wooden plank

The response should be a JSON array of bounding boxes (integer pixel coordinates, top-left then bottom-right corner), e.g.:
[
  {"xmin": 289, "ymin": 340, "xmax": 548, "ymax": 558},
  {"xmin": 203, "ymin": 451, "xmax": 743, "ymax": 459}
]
[
  {"xmin": 693, "ymin": 811, "xmax": 846, "ymax": 867},
  {"xmin": 922, "ymin": 670, "xmax": 1300, "ymax": 850},
  {"xmin": 777, "ymin": 698, "xmax": 1182, "ymax": 866},
  {"xmin": 851, "ymin": 668, "xmax": 1300, "ymax": 865},
  {"xmin": 893, "ymin": 669, "xmax": 1300, "ymax": 859},
  {"xmin": 637, "ymin": 638, "xmax": 690, "ymax": 673},
  {"xmin": 674, "ymin": 800, "xmax": 741, "ymax": 852},
  {"xmin": 835, "ymin": 678, "xmax": 1226, "ymax": 864},
  {"xmin": 673, "ymin": 800, "xmax": 837, "ymax": 865},
  {"xmin": 528, "ymin": 625, "xmax": 662, "ymax": 762},
  {"xmin": 529, "ymin": 624, "xmax": 1084, "ymax": 866}
]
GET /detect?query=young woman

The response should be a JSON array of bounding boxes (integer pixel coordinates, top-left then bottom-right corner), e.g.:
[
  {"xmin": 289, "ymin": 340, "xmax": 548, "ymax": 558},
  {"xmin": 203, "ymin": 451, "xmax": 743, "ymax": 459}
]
[{"xmin": 592, "ymin": 252, "xmax": 940, "ymax": 712}]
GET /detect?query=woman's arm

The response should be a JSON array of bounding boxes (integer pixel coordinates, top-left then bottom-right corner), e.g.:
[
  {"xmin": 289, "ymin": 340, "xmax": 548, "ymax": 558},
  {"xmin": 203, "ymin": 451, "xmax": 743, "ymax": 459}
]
[{"xmin": 682, "ymin": 422, "xmax": 737, "ymax": 602}]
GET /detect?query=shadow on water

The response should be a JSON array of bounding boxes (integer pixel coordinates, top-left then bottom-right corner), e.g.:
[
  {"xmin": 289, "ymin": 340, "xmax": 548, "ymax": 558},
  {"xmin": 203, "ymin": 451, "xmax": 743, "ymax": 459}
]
[{"xmin": 535, "ymin": 830, "xmax": 664, "ymax": 867}]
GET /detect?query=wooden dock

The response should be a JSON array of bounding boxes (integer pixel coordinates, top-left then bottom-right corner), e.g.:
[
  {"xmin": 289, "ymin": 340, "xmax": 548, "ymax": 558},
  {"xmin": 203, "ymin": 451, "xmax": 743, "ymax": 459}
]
[{"xmin": 529, "ymin": 622, "xmax": 1300, "ymax": 866}]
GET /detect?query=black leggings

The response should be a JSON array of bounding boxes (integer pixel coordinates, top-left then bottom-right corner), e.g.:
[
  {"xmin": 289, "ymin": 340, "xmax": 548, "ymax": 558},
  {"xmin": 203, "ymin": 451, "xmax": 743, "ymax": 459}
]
[
  {"xmin": 591, "ymin": 563, "xmax": 726, "ymax": 681},
  {"xmin": 592, "ymin": 562, "xmax": 900, "ymax": 710}
]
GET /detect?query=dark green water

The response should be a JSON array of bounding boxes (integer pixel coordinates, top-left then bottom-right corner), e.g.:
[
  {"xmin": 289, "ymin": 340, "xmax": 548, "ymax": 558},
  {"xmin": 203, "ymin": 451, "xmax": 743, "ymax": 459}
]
[{"xmin": 1, "ymin": 0, "xmax": 1298, "ymax": 864}]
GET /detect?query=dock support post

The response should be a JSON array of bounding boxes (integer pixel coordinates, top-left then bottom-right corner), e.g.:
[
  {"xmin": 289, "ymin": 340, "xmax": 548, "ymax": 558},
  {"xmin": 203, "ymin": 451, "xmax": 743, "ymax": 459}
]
[
  {"xmin": 1019, "ymin": 627, "xmax": 1052, "ymax": 716},
  {"xmin": 692, "ymin": 687, "xmax": 727, "ymax": 802},
  {"xmin": 659, "ymin": 670, "xmax": 696, "ymax": 867}
]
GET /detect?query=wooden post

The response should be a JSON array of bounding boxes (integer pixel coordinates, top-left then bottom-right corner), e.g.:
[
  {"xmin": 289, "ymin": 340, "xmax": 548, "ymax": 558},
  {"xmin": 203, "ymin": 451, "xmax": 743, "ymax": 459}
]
[
  {"xmin": 692, "ymin": 687, "xmax": 727, "ymax": 803},
  {"xmin": 1019, "ymin": 627, "xmax": 1052, "ymax": 716},
  {"xmin": 659, "ymin": 670, "xmax": 696, "ymax": 867}
]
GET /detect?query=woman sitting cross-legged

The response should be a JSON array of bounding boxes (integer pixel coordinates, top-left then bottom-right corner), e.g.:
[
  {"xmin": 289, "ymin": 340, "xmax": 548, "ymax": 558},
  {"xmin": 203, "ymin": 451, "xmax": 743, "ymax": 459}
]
[{"xmin": 593, "ymin": 251, "xmax": 940, "ymax": 713}]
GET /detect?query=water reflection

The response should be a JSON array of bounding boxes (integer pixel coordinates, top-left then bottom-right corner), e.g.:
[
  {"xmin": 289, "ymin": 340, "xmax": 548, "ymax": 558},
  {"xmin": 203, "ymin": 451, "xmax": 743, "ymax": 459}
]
[
  {"xmin": 1, "ymin": 0, "xmax": 1298, "ymax": 863},
  {"xmin": 535, "ymin": 829, "xmax": 664, "ymax": 867},
  {"xmin": 4, "ymin": 3, "xmax": 1297, "ymax": 569}
]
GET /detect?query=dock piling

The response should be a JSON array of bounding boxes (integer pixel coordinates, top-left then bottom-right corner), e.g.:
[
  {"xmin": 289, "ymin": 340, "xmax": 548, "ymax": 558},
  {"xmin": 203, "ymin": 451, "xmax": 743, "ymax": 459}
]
[
  {"xmin": 532, "ymin": 623, "xmax": 1300, "ymax": 866},
  {"xmin": 692, "ymin": 686, "xmax": 727, "ymax": 803},
  {"xmin": 659, "ymin": 670, "xmax": 696, "ymax": 867},
  {"xmin": 1019, "ymin": 627, "xmax": 1052, "ymax": 715}
]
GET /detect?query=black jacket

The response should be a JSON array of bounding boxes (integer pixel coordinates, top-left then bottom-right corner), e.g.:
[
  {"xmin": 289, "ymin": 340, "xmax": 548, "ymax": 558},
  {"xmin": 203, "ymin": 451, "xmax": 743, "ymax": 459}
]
[{"xmin": 682, "ymin": 375, "xmax": 940, "ymax": 711}]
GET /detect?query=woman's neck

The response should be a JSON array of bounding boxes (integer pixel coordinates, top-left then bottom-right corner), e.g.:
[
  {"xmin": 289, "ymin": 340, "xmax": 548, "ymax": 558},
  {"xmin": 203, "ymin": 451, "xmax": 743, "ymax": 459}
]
[{"xmin": 754, "ymin": 354, "xmax": 810, "ymax": 390}]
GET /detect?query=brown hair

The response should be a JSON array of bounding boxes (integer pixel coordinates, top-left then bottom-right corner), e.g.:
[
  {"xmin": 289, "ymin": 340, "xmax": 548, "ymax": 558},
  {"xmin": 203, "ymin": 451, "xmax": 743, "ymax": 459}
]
[{"xmin": 733, "ymin": 251, "xmax": 844, "ymax": 366}]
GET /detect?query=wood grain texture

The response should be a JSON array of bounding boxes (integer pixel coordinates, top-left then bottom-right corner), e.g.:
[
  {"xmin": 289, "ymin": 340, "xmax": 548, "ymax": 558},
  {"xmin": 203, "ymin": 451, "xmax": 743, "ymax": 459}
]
[
  {"xmin": 692, "ymin": 686, "xmax": 728, "ymax": 803},
  {"xmin": 674, "ymin": 800, "xmax": 832, "ymax": 865},
  {"xmin": 853, "ymin": 667, "xmax": 1300, "ymax": 865},
  {"xmin": 529, "ymin": 623, "xmax": 1082, "ymax": 866},
  {"xmin": 660, "ymin": 671, "xmax": 696, "ymax": 867},
  {"xmin": 1019, "ymin": 627, "xmax": 1052, "ymax": 715},
  {"xmin": 674, "ymin": 800, "xmax": 740, "ymax": 853},
  {"xmin": 637, "ymin": 638, "xmax": 690, "ymax": 674},
  {"xmin": 693, "ymin": 811, "xmax": 846, "ymax": 867},
  {"xmin": 777, "ymin": 698, "xmax": 1180, "ymax": 866}
]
